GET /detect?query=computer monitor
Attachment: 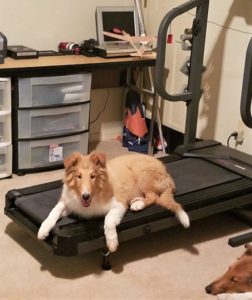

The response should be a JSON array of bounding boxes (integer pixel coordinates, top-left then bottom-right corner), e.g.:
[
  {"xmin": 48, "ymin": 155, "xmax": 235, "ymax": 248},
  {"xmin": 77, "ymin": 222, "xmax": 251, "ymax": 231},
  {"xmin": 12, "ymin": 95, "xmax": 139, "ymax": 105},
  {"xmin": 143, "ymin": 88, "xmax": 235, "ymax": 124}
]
[{"xmin": 96, "ymin": 6, "xmax": 140, "ymax": 46}]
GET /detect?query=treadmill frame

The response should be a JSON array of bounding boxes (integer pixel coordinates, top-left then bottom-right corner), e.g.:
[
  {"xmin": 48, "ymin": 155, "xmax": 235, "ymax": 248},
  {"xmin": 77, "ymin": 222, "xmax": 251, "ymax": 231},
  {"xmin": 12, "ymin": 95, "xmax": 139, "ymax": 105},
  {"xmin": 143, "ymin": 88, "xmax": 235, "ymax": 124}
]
[{"xmin": 5, "ymin": 140, "xmax": 252, "ymax": 258}]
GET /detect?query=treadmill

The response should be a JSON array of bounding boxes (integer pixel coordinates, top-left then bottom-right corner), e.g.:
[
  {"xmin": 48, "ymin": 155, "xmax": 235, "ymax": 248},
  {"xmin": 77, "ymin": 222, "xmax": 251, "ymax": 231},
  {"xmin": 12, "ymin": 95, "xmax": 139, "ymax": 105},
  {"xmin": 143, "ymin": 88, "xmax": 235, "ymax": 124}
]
[
  {"xmin": 228, "ymin": 34, "xmax": 252, "ymax": 248},
  {"xmin": 4, "ymin": 0, "xmax": 252, "ymax": 269}
]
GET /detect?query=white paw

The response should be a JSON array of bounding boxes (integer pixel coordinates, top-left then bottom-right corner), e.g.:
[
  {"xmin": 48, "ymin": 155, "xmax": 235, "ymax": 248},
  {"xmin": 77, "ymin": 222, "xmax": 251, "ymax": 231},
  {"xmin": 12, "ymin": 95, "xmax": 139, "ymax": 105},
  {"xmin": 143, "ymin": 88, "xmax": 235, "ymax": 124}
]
[
  {"xmin": 176, "ymin": 209, "xmax": 190, "ymax": 228},
  {"xmin": 106, "ymin": 238, "xmax": 119, "ymax": 253},
  {"xmin": 37, "ymin": 222, "xmax": 51, "ymax": 240},
  {"xmin": 130, "ymin": 198, "xmax": 145, "ymax": 211}
]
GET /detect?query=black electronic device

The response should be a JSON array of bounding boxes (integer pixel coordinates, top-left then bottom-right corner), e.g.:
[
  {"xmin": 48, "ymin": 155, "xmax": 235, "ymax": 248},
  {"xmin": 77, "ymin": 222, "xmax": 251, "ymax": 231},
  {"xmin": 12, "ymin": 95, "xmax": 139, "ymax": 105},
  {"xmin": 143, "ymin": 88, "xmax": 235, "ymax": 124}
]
[
  {"xmin": 38, "ymin": 50, "xmax": 64, "ymax": 57},
  {"xmin": 0, "ymin": 32, "xmax": 7, "ymax": 64},
  {"xmin": 7, "ymin": 45, "xmax": 38, "ymax": 59},
  {"xmin": 80, "ymin": 39, "xmax": 98, "ymax": 57}
]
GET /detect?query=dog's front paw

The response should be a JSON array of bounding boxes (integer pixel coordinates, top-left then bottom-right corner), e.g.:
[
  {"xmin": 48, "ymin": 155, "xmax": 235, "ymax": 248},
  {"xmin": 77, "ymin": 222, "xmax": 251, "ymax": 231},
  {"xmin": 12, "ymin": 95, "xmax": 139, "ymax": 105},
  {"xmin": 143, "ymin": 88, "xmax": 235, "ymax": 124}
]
[
  {"xmin": 130, "ymin": 197, "xmax": 145, "ymax": 211},
  {"xmin": 106, "ymin": 238, "xmax": 119, "ymax": 253}
]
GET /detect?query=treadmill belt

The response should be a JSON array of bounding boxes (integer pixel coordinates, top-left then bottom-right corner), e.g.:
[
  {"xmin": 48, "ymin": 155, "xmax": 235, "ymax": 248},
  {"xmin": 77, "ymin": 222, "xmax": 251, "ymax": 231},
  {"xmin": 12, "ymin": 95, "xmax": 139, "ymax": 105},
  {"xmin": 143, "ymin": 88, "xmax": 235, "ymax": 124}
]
[
  {"xmin": 167, "ymin": 158, "xmax": 241, "ymax": 195},
  {"xmin": 15, "ymin": 187, "xmax": 76, "ymax": 227},
  {"xmin": 14, "ymin": 158, "xmax": 241, "ymax": 227}
]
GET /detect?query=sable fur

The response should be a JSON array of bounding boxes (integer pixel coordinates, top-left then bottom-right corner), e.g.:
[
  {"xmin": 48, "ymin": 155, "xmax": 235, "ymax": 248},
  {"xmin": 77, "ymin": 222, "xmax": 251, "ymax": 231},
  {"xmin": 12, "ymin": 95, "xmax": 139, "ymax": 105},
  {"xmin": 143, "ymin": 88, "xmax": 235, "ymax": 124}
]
[
  {"xmin": 38, "ymin": 151, "xmax": 190, "ymax": 252},
  {"xmin": 206, "ymin": 244, "xmax": 252, "ymax": 295}
]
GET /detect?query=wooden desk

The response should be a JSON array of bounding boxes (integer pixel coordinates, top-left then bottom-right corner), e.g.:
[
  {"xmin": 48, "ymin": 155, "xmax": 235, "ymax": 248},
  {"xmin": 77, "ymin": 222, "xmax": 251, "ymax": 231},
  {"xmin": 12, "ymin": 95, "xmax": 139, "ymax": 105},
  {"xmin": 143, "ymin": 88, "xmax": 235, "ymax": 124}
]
[
  {"xmin": 0, "ymin": 54, "xmax": 156, "ymax": 75},
  {"xmin": 0, "ymin": 54, "xmax": 156, "ymax": 89},
  {"xmin": 0, "ymin": 54, "xmax": 156, "ymax": 175}
]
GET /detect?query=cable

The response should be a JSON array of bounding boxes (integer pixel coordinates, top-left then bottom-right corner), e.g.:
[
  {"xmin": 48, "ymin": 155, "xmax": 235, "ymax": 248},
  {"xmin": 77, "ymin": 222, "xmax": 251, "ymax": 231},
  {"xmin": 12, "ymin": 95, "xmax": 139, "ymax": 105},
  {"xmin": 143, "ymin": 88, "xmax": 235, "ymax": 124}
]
[
  {"xmin": 227, "ymin": 132, "xmax": 238, "ymax": 148},
  {"xmin": 90, "ymin": 89, "xmax": 110, "ymax": 125},
  {"xmin": 186, "ymin": 11, "xmax": 252, "ymax": 35}
]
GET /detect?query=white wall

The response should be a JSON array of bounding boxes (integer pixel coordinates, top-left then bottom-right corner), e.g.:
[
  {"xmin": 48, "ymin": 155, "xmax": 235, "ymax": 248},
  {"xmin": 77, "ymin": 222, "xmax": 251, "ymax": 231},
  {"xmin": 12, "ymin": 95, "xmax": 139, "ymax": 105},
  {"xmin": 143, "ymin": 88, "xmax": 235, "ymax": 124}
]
[
  {"xmin": 0, "ymin": 0, "xmax": 133, "ymax": 141},
  {"xmin": 0, "ymin": 0, "xmax": 134, "ymax": 50},
  {"xmin": 144, "ymin": 0, "xmax": 252, "ymax": 154},
  {"xmin": 1, "ymin": 0, "xmax": 251, "ymax": 153},
  {"xmin": 89, "ymin": 88, "xmax": 124, "ymax": 142}
]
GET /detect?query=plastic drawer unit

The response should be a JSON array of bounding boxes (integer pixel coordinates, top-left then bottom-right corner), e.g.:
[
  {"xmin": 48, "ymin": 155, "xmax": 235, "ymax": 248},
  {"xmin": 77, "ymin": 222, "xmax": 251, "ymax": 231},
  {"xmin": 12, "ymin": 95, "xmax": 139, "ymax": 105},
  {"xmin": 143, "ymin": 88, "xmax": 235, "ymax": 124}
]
[
  {"xmin": 18, "ymin": 73, "xmax": 91, "ymax": 108},
  {"xmin": 0, "ymin": 145, "xmax": 12, "ymax": 178},
  {"xmin": 17, "ymin": 132, "xmax": 89, "ymax": 170},
  {"xmin": 0, "ymin": 112, "xmax": 11, "ymax": 143},
  {"xmin": 12, "ymin": 73, "xmax": 91, "ymax": 175},
  {"xmin": 0, "ymin": 78, "xmax": 12, "ymax": 179},
  {"xmin": 18, "ymin": 103, "xmax": 90, "ymax": 139},
  {"xmin": 0, "ymin": 79, "xmax": 11, "ymax": 111}
]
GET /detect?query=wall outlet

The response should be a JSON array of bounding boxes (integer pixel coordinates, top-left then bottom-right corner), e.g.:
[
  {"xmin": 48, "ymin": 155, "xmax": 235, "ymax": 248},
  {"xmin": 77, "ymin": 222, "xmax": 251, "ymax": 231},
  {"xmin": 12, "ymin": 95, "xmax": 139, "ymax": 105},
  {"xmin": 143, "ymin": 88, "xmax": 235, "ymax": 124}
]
[
  {"xmin": 235, "ymin": 120, "xmax": 246, "ymax": 145},
  {"xmin": 235, "ymin": 130, "xmax": 244, "ymax": 144}
]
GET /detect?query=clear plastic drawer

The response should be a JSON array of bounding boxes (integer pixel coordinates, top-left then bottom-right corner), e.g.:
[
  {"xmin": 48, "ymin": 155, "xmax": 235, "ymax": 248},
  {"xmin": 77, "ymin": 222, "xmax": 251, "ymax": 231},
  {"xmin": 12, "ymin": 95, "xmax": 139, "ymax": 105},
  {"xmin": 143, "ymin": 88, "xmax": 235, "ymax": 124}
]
[
  {"xmin": 0, "ymin": 78, "xmax": 11, "ymax": 111},
  {"xmin": 18, "ymin": 73, "xmax": 92, "ymax": 107},
  {"xmin": 0, "ymin": 112, "xmax": 11, "ymax": 144},
  {"xmin": 18, "ymin": 132, "xmax": 89, "ymax": 169},
  {"xmin": 0, "ymin": 144, "xmax": 12, "ymax": 178},
  {"xmin": 18, "ymin": 103, "xmax": 90, "ymax": 138}
]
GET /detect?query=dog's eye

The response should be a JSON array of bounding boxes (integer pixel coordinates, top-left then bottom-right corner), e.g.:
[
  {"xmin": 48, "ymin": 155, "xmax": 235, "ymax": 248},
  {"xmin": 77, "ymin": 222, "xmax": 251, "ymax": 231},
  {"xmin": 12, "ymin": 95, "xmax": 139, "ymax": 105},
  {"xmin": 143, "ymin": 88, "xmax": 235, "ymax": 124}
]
[
  {"xmin": 76, "ymin": 174, "xmax": 82, "ymax": 179},
  {"xmin": 231, "ymin": 277, "xmax": 237, "ymax": 282},
  {"xmin": 90, "ymin": 173, "xmax": 95, "ymax": 179}
]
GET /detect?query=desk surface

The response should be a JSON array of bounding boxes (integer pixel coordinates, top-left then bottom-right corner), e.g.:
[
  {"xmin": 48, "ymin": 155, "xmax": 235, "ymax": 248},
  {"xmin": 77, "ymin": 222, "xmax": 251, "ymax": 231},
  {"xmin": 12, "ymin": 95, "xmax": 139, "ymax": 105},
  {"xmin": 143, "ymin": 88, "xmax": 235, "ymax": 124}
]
[{"xmin": 0, "ymin": 53, "xmax": 156, "ymax": 76}]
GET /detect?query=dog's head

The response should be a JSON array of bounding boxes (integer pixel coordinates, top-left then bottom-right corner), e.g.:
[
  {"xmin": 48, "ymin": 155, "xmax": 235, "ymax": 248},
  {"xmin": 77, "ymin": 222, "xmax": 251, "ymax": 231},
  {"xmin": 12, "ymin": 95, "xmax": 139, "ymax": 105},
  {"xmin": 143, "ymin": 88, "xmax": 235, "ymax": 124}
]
[
  {"xmin": 63, "ymin": 151, "xmax": 108, "ymax": 207},
  {"xmin": 205, "ymin": 244, "xmax": 252, "ymax": 295}
]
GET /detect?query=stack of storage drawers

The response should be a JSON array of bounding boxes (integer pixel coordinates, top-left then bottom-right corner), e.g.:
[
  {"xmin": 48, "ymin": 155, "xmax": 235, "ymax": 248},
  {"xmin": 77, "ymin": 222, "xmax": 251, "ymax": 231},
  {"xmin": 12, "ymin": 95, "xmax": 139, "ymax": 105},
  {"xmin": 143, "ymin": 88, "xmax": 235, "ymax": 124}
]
[
  {"xmin": 0, "ymin": 78, "xmax": 12, "ymax": 179},
  {"xmin": 13, "ymin": 73, "xmax": 91, "ymax": 175}
]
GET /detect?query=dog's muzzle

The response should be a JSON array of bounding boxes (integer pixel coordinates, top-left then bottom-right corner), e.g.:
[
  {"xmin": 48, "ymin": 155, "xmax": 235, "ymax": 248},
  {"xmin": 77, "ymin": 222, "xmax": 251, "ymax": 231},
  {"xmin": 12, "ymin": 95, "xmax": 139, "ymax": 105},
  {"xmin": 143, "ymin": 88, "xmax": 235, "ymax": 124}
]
[{"xmin": 81, "ymin": 193, "xmax": 92, "ymax": 207}]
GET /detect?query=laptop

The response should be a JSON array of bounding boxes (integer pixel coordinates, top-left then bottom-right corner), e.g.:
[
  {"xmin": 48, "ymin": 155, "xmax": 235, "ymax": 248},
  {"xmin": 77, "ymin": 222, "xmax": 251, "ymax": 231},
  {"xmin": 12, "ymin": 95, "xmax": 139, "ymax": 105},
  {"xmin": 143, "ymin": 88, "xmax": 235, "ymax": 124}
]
[{"xmin": 95, "ymin": 6, "xmax": 152, "ymax": 58}]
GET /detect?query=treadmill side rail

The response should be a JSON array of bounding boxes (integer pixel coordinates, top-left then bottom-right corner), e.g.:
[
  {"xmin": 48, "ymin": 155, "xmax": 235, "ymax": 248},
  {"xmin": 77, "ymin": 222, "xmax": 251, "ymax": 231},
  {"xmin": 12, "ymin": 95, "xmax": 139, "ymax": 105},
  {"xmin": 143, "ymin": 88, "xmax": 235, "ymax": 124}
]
[{"xmin": 174, "ymin": 140, "xmax": 252, "ymax": 180}]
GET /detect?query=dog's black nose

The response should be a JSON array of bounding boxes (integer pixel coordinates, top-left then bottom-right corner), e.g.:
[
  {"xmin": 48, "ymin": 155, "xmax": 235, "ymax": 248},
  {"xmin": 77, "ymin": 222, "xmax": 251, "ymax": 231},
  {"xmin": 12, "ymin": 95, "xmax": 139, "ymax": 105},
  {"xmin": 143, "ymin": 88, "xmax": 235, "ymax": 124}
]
[
  {"xmin": 82, "ymin": 193, "xmax": 90, "ymax": 201},
  {"xmin": 205, "ymin": 285, "xmax": 212, "ymax": 294}
]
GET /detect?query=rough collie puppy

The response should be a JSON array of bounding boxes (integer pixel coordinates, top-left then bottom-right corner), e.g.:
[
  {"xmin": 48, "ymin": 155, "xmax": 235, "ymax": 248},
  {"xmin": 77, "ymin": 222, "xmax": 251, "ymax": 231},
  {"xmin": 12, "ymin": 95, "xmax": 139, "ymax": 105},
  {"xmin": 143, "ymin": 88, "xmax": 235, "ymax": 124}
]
[
  {"xmin": 205, "ymin": 244, "xmax": 252, "ymax": 297},
  {"xmin": 38, "ymin": 151, "xmax": 190, "ymax": 252}
]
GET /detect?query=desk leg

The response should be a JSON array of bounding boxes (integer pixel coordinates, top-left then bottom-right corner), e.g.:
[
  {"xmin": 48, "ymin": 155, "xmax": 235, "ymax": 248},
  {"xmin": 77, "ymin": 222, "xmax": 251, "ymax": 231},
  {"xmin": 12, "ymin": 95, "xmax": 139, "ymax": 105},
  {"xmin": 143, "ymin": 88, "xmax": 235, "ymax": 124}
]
[
  {"xmin": 124, "ymin": 67, "xmax": 163, "ymax": 156},
  {"xmin": 147, "ymin": 67, "xmax": 166, "ymax": 155},
  {"xmin": 121, "ymin": 68, "xmax": 131, "ymax": 139},
  {"xmin": 148, "ymin": 91, "xmax": 159, "ymax": 155}
]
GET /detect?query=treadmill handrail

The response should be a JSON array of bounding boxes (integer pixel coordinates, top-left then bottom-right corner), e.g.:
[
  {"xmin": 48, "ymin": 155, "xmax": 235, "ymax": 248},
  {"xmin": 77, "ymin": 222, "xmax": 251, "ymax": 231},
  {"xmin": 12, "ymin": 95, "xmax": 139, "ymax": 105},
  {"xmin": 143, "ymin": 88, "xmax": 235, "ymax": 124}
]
[
  {"xmin": 155, "ymin": 0, "xmax": 209, "ymax": 102},
  {"xmin": 240, "ymin": 37, "xmax": 252, "ymax": 128}
]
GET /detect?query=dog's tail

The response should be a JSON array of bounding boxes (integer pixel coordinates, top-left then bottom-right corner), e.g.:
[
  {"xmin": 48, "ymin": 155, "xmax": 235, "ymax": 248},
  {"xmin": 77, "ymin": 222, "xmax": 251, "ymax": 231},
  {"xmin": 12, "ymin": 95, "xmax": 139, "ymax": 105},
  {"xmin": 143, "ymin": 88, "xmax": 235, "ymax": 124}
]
[{"xmin": 158, "ymin": 188, "xmax": 190, "ymax": 228}]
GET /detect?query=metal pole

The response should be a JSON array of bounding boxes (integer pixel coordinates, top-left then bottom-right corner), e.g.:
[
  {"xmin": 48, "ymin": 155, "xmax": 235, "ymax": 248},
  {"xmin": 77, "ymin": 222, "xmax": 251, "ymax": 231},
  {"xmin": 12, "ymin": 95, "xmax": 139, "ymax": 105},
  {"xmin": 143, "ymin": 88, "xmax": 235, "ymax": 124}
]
[
  {"xmin": 134, "ymin": 0, "xmax": 146, "ymax": 35},
  {"xmin": 134, "ymin": 0, "xmax": 166, "ymax": 154}
]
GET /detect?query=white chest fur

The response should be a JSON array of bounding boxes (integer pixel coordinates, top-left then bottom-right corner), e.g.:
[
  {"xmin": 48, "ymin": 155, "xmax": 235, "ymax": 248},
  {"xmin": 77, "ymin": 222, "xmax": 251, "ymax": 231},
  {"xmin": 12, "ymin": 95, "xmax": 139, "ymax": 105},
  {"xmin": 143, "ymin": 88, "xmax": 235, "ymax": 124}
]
[{"xmin": 61, "ymin": 185, "xmax": 114, "ymax": 219}]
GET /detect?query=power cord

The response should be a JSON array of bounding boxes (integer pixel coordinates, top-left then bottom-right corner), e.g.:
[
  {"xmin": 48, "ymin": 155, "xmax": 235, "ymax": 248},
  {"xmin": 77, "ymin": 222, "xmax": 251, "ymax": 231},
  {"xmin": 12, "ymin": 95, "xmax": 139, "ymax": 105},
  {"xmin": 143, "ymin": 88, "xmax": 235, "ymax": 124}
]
[
  {"xmin": 227, "ymin": 131, "xmax": 238, "ymax": 148},
  {"xmin": 186, "ymin": 11, "xmax": 252, "ymax": 35},
  {"xmin": 90, "ymin": 89, "xmax": 110, "ymax": 125}
]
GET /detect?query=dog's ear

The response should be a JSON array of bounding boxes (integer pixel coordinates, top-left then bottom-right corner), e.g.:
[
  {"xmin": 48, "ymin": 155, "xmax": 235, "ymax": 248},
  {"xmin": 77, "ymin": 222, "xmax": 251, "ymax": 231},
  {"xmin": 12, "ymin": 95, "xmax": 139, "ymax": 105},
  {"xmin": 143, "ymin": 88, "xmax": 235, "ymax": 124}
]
[
  {"xmin": 64, "ymin": 152, "xmax": 82, "ymax": 171},
  {"xmin": 89, "ymin": 151, "xmax": 106, "ymax": 168},
  {"xmin": 244, "ymin": 244, "xmax": 252, "ymax": 256}
]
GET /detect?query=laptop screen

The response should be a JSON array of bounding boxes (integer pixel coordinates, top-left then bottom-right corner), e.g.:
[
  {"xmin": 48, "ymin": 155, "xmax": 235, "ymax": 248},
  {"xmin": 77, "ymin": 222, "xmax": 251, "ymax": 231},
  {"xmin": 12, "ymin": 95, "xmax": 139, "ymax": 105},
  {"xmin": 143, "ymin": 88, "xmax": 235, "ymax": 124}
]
[{"xmin": 96, "ymin": 6, "xmax": 140, "ymax": 45}]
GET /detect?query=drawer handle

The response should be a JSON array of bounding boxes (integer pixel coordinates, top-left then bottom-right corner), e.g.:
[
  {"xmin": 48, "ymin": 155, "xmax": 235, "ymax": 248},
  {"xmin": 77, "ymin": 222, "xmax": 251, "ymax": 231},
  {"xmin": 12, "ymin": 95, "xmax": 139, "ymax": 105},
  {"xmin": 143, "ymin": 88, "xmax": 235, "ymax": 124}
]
[{"xmin": 0, "ymin": 110, "xmax": 11, "ymax": 116}]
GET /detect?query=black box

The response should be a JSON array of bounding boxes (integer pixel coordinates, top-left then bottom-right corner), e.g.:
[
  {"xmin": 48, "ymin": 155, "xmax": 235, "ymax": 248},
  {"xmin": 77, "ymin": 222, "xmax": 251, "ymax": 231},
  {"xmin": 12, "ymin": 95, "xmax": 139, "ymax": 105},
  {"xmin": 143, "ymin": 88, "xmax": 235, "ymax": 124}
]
[{"xmin": 7, "ymin": 45, "xmax": 38, "ymax": 59}]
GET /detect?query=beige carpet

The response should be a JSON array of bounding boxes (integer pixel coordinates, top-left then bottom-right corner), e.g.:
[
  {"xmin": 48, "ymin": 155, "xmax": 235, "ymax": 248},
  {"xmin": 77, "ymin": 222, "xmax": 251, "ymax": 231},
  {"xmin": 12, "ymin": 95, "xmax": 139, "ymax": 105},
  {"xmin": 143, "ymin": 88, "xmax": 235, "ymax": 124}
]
[{"xmin": 0, "ymin": 140, "xmax": 250, "ymax": 300}]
